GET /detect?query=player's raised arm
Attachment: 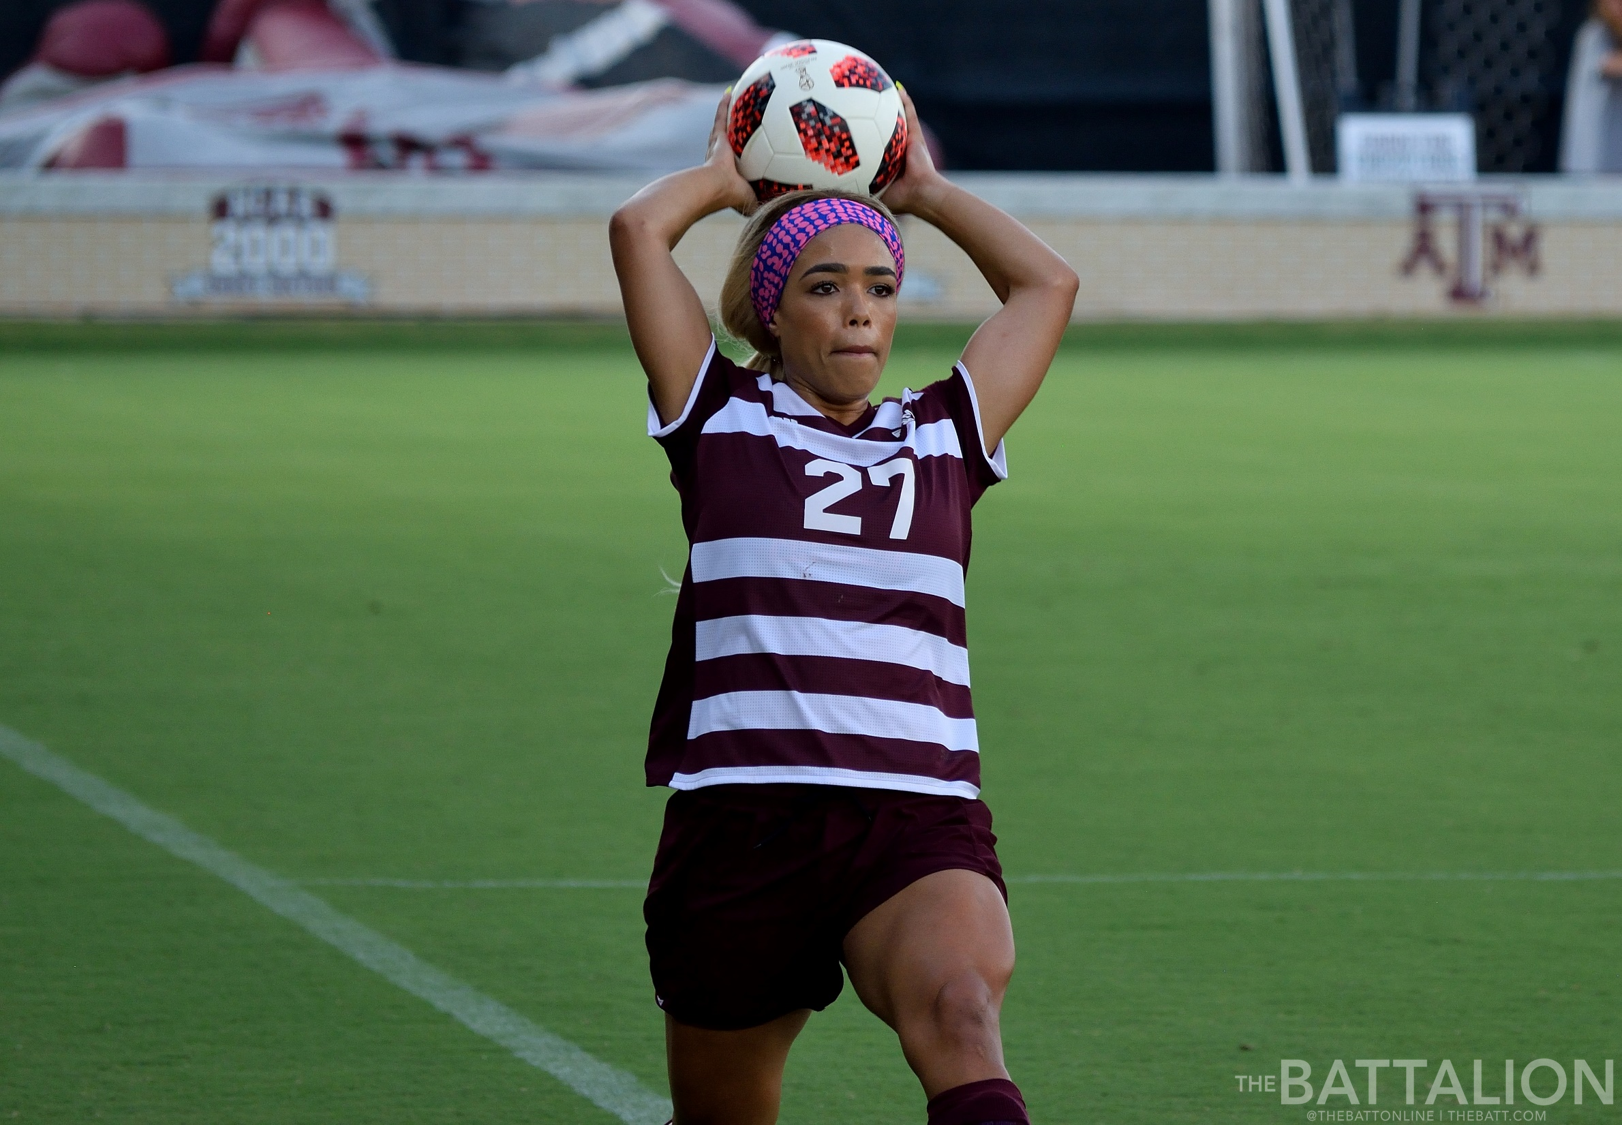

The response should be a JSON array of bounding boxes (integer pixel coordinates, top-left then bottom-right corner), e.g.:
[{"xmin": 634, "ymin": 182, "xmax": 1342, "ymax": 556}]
[
  {"xmin": 882, "ymin": 89, "xmax": 1080, "ymax": 449},
  {"xmin": 609, "ymin": 92, "xmax": 757, "ymax": 426}
]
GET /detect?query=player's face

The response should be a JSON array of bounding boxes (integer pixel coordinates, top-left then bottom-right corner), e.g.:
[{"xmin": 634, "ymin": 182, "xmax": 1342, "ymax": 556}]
[{"xmin": 769, "ymin": 225, "xmax": 898, "ymax": 416}]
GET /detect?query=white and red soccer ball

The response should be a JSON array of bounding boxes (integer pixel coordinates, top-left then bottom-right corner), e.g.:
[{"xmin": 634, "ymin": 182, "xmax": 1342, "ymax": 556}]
[{"xmin": 728, "ymin": 39, "xmax": 908, "ymax": 202}]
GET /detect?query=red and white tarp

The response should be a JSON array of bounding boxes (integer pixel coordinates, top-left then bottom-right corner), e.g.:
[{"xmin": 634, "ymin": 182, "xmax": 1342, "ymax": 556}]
[{"xmin": 0, "ymin": 63, "xmax": 723, "ymax": 171}]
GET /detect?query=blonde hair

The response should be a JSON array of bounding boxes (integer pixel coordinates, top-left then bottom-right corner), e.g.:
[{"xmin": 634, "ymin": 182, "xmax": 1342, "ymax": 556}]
[{"xmin": 719, "ymin": 189, "xmax": 902, "ymax": 375}]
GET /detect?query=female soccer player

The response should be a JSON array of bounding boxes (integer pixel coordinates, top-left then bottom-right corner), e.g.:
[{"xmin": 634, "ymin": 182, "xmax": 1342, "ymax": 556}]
[{"xmin": 610, "ymin": 88, "xmax": 1078, "ymax": 1125}]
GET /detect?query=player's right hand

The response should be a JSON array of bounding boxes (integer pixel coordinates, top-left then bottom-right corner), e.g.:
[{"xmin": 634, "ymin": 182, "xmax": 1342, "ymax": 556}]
[{"xmin": 705, "ymin": 90, "xmax": 758, "ymax": 216}]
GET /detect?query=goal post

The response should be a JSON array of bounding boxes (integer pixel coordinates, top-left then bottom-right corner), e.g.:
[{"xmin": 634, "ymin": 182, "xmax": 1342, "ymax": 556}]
[
  {"xmin": 1207, "ymin": 0, "xmax": 1318, "ymax": 179},
  {"xmin": 1208, "ymin": 0, "xmax": 1264, "ymax": 173},
  {"xmin": 1261, "ymin": 0, "xmax": 1313, "ymax": 181}
]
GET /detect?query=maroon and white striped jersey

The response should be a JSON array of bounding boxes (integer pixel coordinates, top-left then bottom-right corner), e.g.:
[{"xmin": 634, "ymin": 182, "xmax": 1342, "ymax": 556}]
[{"xmin": 645, "ymin": 341, "xmax": 1007, "ymax": 799}]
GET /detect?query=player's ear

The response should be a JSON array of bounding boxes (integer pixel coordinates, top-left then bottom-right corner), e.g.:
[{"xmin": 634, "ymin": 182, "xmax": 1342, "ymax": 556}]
[{"xmin": 766, "ymin": 313, "xmax": 781, "ymax": 339}]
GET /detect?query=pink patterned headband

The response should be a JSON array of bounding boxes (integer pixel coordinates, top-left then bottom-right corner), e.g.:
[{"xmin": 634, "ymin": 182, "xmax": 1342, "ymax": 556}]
[{"xmin": 749, "ymin": 197, "xmax": 905, "ymax": 326}]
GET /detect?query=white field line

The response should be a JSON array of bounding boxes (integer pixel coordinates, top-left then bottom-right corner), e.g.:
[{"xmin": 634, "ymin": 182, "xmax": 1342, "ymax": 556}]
[
  {"xmin": 304, "ymin": 871, "xmax": 1622, "ymax": 889},
  {"xmin": 304, "ymin": 877, "xmax": 647, "ymax": 889},
  {"xmin": 0, "ymin": 725, "xmax": 671, "ymax": 1125}
]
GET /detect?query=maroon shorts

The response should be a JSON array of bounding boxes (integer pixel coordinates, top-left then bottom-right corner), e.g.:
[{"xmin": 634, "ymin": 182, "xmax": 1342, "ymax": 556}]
[{"xmin": 643, "ymin": 783, "xmax": 1006, "ymax": 1031}]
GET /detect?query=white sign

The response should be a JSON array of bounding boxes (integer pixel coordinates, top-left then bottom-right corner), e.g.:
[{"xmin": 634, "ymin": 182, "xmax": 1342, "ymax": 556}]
[
  {"xmin": 172, "ymin": 185, "xmax": 369, "ymax": 302},
  {"xmin": 1336, "ymin": 113, "xmax": 1477, "ymax": 182}
]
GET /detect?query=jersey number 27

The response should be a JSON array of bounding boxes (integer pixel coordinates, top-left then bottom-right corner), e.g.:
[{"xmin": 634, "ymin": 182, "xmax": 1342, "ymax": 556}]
[{"xmin": 803, "ymin": 458, "xmax": 915, "ymax": 540}]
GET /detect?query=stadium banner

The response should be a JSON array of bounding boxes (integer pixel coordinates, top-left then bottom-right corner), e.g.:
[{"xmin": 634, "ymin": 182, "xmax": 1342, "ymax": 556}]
[
  {"xmin": 0, "ymin": 67, "xmax": 726, "ymax": 175},
  {"xmin": 3, "ymin": 172, "xmax": 1622, "ymax": 319}
]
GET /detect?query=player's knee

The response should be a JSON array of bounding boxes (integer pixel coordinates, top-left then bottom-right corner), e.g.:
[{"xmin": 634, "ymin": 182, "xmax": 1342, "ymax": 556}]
[{"xmin": 927, "ymin": 969, "xmax": 1003, "ymax": 1048}]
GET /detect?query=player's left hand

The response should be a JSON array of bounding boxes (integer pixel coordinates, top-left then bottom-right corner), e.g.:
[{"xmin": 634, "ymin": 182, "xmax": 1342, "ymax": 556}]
[{"xmin": 879, "ymin": 86, "xmax": 948, "ymax": 217}]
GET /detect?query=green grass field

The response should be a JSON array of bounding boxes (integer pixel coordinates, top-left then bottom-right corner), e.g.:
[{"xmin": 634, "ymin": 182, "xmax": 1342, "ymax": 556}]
[{"xmin": 2, "ymin": 321, "xmax": 1618, "ymax": 1124}]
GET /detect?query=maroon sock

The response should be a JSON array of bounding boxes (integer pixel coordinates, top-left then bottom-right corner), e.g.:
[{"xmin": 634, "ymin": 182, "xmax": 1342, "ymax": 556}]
[{"xmin": 926, "ymin": 1078, "xmax": 1030, "ymax": 1125}]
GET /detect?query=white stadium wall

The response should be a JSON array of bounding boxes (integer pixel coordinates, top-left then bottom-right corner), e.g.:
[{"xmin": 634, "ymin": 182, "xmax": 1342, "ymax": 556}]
[{"xmin": 2, "ymin": 172, "xmax": 1621, "ymax": 319}]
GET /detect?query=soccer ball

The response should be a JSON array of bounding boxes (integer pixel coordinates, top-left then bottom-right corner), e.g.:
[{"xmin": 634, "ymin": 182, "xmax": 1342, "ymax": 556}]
[{"xmin": 727, "ymin": 39, "xmax": 907, "ymax": 202}]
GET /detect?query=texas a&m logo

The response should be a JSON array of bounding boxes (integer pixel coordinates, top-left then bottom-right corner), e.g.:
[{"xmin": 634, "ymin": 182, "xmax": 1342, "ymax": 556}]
[{"xmin": 1400, "ymin": 191, "xmax": 1540, "ymax": 305}]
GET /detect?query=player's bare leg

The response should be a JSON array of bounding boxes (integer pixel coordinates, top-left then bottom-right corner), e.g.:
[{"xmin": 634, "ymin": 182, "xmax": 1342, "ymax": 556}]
[
  {"xmin": 842, "ymin": 869, "xmax": 1017, "ymax": 1098},
  {"xmin": 665, "ymin": 1008, "xmax": 810, "ymax": 1125}
]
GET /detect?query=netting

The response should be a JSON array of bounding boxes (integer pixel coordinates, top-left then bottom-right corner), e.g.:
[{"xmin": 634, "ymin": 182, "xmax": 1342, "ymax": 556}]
[
  {"xmin": 1288, "ymin": 0, "xmax": 1344, "ymax": 172},
  {"xmin": 1426, "ymin": 0, "xmax": 1566, "ymax": 172},
  {"xmin": 1283, "ymin": 0, "xmax": 1574, "ymax": 174}
]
